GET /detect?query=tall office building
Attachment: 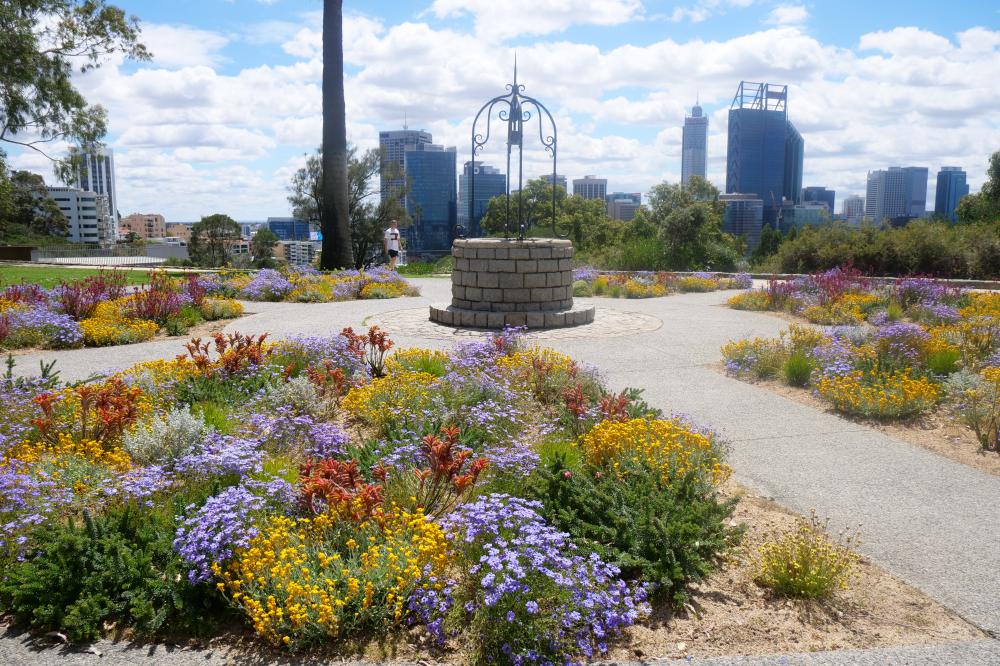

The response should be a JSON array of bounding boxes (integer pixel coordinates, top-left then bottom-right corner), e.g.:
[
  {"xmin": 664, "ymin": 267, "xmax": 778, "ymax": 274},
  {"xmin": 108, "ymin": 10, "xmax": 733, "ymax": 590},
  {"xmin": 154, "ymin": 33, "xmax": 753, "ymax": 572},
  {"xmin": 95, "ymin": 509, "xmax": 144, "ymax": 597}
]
[
  {"xmin": 459, "ymin": 161, "xmax": 506, "ymax": 237},
  {"xmin": 539, "ymin": 173, "xmax": 568, "ymax": 192},
  {"xmin": 267, "ymin": 217, "xmax": 312, "ymax": 241},
  {"xmin": 70, "ymin": 144, "xmax": 119, "ymax": 233},
  {"xmin": 842, "ymin": 195, "xmax": 865, "ymax": 225},
  {"xmin": 573, "ymin": 175, "xmax": 607, "ymax": 200},
  {"xmin": 46, "ymin": 186, "xmax": 115, "ymax": 244},
  {"xmin": 865, "ymin": 167, "xmax": 928, "ymax": 224},
  {"xmin": 379, "ymin": 129, "xmax": 433, "ymax": 201},
  {"xmin": 681, "ymin": 102, "xmax": 708, "ymax": 185},
  {"xmin": 934, "ymin": 167, "xmax": 969, "ymax": 223},
  {"xmin": 726, "ymin": 82, "xmax": 804, "ymax": 225},
  {"xmin": 606, "ymin": 192, "xmax": 642, "ymax": 221},
  {"xmin": 802, "ymin": 186, "xmax": 835, "ymax": 214},
  {"xmin": 720, "ymin": 193, "xmax": 764, "ymax": 250},
  {"xmin": 780, "ymin": 202, "xmax": 830, "ymax": 233},
  {"xmin": 404, "ymin": 144, "xmax": 457, "ymax": 257}
]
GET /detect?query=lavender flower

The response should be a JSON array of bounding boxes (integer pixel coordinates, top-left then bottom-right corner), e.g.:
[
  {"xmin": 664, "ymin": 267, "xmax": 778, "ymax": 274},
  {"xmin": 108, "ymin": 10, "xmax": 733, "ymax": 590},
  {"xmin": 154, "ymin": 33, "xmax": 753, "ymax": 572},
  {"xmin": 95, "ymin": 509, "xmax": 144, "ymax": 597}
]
[
  {"xmin": 732, "ymin": 272, "xmax": 753, "ymax": 289},
  {"xmin": 240, "ymin": 269, "xmax": 293, "ymax": 301},
  {"xmin": 572, "ymin": 267, "xmax": 599, "ymax": 283},
  {"xmin": 173, "ymin": 477, "xmax": 294, "ymax": 583},
  {"xmin": 441, "ymin": 494, "xmax": 649, "ymax": 664},
  {"xmin": 3, "ymin": 304, "xmax": 82, "ymax": 348},
  {"xmin": 174, "ymin": 433, "xmax": 264, "ymax": 478}
]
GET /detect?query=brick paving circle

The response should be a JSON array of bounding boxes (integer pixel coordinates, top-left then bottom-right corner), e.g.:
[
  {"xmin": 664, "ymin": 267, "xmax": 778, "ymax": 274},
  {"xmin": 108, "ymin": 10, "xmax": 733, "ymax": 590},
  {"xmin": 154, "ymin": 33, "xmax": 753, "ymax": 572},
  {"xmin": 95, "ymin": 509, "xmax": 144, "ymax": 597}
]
[{"xmin": 365, "ymin": 304, "xmax": 661, "ymax": 340}]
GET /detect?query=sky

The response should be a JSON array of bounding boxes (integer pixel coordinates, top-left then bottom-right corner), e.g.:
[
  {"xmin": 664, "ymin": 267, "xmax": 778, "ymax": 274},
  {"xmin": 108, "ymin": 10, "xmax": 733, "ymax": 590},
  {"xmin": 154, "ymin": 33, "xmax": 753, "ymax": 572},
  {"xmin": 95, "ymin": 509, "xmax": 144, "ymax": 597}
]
[{"xmin": 6, "ymin": 0, "xmax": 1000, "ymax": 221}]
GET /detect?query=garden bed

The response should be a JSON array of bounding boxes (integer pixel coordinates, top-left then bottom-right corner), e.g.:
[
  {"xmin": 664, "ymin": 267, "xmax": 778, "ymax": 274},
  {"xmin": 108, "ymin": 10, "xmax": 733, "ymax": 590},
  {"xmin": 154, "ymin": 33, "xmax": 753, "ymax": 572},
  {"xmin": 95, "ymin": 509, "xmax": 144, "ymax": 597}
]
[
  {"xmin": 723, "ymin": 269, "xmax": 1000, "ymax": 461},
  {"xmin": 0, "ymin": 325, "xmax": 981, "ymax": 665},
  {"xmin": 714, "ymin": 366, "xmax": 1000, "ymax": 478},
  {"xmin": 572, "ymin": 268, "xmax": 752, "ymax": 299}
]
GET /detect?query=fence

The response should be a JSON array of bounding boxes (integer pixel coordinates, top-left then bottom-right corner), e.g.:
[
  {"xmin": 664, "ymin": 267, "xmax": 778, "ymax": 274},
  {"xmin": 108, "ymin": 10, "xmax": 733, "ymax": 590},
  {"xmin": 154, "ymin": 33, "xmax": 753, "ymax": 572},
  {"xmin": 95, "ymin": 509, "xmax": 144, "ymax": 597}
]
[{"xmin": 30, "ymin": 244, "xmax": 187, "ymax": 267}]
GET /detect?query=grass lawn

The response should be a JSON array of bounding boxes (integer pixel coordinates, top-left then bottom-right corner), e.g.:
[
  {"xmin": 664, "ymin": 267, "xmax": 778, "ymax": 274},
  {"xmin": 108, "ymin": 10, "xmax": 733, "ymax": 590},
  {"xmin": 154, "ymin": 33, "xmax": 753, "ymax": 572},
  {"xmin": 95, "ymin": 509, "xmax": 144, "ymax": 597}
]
[{"xmin": 0, "ymin": 264, "xmax": 175, "ymax": 288}]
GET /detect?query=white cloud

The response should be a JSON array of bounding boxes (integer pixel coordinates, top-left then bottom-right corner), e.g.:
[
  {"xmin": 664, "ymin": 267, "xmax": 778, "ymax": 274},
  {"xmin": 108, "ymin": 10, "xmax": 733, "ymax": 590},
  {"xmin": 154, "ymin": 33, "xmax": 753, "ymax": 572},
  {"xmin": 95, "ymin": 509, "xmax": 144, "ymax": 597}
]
[
  {"xmin": 428, "ymin": 0, "xmax": 642, "ymax": 39},
  {"xmin": 6, "ymin": 10, "xmax": 1000, "ymax": 220},
  {"xmin": 670, "ymin": 0, "xmax": 759, "ymax": 23},
  {"xmin": 766, "ymin": 5, "xmax": 808, "ymax": 25},
  {"xmin": 141, "ymin": 24, "xmax": 230, "ymax": 68}
]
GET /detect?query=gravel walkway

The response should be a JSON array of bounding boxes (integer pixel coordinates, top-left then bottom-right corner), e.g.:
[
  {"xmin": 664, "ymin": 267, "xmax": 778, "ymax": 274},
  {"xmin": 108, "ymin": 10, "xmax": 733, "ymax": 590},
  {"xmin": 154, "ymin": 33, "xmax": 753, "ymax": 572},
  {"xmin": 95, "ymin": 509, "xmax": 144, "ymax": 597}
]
[{"xmin": 6, "ymin": 277, "xmax": 999, "ymax": 663}]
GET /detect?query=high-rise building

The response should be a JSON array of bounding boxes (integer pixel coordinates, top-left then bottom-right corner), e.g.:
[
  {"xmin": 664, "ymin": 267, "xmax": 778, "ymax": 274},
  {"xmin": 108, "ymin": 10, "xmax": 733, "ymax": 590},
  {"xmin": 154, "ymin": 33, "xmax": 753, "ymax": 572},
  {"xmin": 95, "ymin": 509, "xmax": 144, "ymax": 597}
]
[
  {"xmin": 70, "ymin": 144, "xmax": 119, "ymax": 234},
  {"xmin": 120, "ymin": 213, "xmax": 166, "ymax": 239},
  {"xmin": 865, "ymin": 167, "xmax": 928, "ymax": 223},
  {"xmin": 267, "ymin": 217, "xmax": 312, "ymax": 241},
  {"xmin": 780, "ymin": 201, "xmax": 830, "ymax": 233},
  {"xmin": 725, "ymin": 82, "xmax": 804, "ymax": 226},
  {"xmin": 606, "ymin": 192, "xmax": 642, "ymax": 221},
  {"xmin": 379, "ymin": 129, "xmax": 433, "ymax": 201},
  {"xmin": 720, "ymin": 193, "xmax": 764, "ymax": 250},
  {"xmin": 681, "ymin": 102, "xmax": 708, "ymax": 185},
  {"xmin": 539, "ymin": 173, "xmax": 568, "ymax": 191},
  {"xmin": 404, "ymin": 144, "xmax": 457, "ymax": 257},
  {"xmin": 842, "ymin": 196, "xmax": 865, "ymax": 225},
  {"xmin": 934, "ymin": 167, "xmax": 969, "ymax": 223},
  {"xmin": 802, "ymin": 187, "xmax": 835, "ymax": 214},
  {"xmin": 459, "ymin": 161, "xmax": 506, "ymax": 237},
  {"xmin": 46, "ymin": 186, "xmax": 115, "ymax": 244},
  {"xmin": 573, "ymin": 175, "xmax": 607, "ymax": 200}
]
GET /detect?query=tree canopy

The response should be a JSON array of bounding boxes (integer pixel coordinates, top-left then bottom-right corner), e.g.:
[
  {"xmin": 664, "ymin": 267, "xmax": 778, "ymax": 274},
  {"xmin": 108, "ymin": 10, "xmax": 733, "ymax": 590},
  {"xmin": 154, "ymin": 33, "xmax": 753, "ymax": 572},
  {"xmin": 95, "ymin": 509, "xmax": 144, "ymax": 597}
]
[
  {"xmin": 956, "ymin": 150, "xmax": 1000, "ymax": 225},
  {"xmin": 189, "ymin": 214, "xmax": 240, "ymax": 267},
  {"xmin": 0, "ymin": 0, "xmax": 148, "ymax": 176},
  {"xmin": 0, "ymin": 164, "xmax": 68, "ymax": 243},
  {"xmin": 288, "ymin": 145, "xmax": 407, "ymax": 270}
]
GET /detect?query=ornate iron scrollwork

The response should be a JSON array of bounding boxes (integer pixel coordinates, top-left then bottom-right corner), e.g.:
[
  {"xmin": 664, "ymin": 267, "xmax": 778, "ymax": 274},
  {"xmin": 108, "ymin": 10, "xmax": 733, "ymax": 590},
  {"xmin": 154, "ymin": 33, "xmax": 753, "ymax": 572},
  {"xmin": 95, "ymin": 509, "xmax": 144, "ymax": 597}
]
[{"xmin": 469, "ymin": 58, "xmax": 563, "ymax": 241}]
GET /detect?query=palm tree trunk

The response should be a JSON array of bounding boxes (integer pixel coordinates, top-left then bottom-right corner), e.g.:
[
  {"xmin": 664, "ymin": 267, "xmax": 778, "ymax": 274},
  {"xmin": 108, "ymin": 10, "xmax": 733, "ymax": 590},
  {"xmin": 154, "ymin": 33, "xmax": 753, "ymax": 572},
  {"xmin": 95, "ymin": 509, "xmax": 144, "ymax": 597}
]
[{"xmin": 321, "ymin": 0, "xmax": 353, "ymax": 269}]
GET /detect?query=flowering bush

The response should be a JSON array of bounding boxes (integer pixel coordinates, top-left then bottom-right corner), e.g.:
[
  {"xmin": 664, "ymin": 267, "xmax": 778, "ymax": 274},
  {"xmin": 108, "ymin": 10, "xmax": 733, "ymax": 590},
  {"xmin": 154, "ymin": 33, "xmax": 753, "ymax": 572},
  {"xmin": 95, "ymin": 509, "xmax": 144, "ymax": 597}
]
[
  {"xmin": 443, "ymin": 494, "xmax": 649, "ymax": 664},
  {"xmin": 756, "ymin": 513, "xmax": 860, "ymax": 599},
  {"xmin": 816, "ymin": 367, "xmax": 940, "ymax": 419},
  {"xmin": 575, "ymin": 270, "xmax": 745, "ymax": 299}
]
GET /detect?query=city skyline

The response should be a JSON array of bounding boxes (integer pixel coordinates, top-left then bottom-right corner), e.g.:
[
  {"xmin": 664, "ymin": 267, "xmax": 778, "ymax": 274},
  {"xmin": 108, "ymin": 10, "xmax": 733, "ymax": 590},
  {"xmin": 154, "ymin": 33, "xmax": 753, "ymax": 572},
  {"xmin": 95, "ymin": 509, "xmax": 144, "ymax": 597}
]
[{"xmin": 4, "ymin": 1, "xmax": 999, "ymax": 220}]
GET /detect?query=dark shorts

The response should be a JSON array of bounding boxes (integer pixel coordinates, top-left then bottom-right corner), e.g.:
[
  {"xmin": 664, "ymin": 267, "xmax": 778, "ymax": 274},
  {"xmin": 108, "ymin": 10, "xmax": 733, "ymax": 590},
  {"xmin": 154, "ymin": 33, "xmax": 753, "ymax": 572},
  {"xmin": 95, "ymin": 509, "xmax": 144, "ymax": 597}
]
[{"xmin": 388, "ymin": 249, "xmax": 399, "ymax": 258}]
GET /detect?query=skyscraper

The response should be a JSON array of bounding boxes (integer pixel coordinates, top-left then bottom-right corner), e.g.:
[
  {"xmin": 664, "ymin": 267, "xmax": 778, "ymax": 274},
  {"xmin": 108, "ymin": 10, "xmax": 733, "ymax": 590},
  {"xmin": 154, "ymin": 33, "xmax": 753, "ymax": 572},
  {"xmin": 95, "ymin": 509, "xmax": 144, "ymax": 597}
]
[
  {"xmin": 843, "ymin": 195, "xmax": 865, "ymax": 225},
  {"xmin": 720, "ymin": 193, "xmax": 764, "ymax": 250},
  {"xmin": 539, "ymin": 173, "xmax": 568, "ymax": 192},
  {"xmin": 459, "ymin": 161, "xmax": 506, "ymax": 237},
  {"xmin": 379, "ymin": 129, "xmax": 433, "ymax": 201},
  {"xmin": 573, "ymin": 175, "xmax": 607, "ymax": 200},
  {"xmin": 725, "ymin": 82, "xmax": 804, "ymax": 225},
  {"xmin": 865, "ymin": 167, "xmax": 928, "ymax": 223},
  {"xmin": 681, "ymin": 102, "xmax": 708, "ymax": 185},
  {"xmin": 404, "ymin": 144, "xmax": 457, "ymax": 257},
  {"xmin": 934, "ymin": 167, "xmax": 969, "ymax": 223},
  {"xmin": 70, "ymin": 143, "xmax": 119, "ymax": 232},
  {"xmin": 803, "ymin": 186, "xmax": 835, "ymax": 214}
]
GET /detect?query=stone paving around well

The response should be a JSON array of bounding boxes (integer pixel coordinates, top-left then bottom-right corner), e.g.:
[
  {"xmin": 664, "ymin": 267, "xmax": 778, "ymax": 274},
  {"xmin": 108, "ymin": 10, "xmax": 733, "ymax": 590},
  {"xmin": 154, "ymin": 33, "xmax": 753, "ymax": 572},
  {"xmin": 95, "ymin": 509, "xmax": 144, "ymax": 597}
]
[{"xmin": 6, "ymin": 277, "xmax": 1000, "ymax": 664}]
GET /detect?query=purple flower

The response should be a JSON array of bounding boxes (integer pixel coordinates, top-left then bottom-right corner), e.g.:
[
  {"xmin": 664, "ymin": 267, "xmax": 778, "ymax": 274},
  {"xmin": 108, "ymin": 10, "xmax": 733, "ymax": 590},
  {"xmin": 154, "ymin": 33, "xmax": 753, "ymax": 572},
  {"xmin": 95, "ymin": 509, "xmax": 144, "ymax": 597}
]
[
  {"xmin": 240, "ymin": 269, "xmax": 293, "ymax": 301},
  {"xmin": 174, "ymin": 433, "xmax": 264, "ymax": 478},
  {"xmin": 441, "ymin": 494, "xmax": 649, "ymax": 664},
  {"xmin": 572, "ymin": 267, "xmax": 599, "ymax": 283},
  {"xmin": 173, "ymin": 477, "xmax": 294, "ymax": 583},
  {"xmin": 732, "ymin": 272, "xmax": 753, "ymax": 289}
]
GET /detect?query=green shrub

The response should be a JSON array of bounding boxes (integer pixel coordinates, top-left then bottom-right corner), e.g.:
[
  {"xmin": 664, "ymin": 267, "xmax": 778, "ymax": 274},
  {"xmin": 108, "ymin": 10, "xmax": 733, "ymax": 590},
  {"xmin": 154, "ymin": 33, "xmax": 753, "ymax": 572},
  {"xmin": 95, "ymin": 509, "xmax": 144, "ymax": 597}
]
[
  {"xmin": 885, "ymin": 301, "xmax": 904, "ymax": 322},
  {"xmin": 756, "ymin": 513, "xmax": 860, "ymax": 599},
  {"xmin": 608, "ymin": 238, "xmax": 665, "ymax": 271},
  {"xmin": 927, "ymin": 348, "xmax": 961, "ymax": 375},
  {"xmin": 572, "ymin": 280, "xmax": 593, "ymax": 297},
  {"xmin": 530, "ymin": 454, "xmax": 739, "ymax": 605},
  {"xmin": 0, "ymin": 501, "xmax": 229, "ymax": 641},
  {"xmin": 782, "ymin": 350, "xmax": 813, "ymax": 387},
  {"xmin": 198, "ymin": 298, "xmax": 243, "ymax": 321}
]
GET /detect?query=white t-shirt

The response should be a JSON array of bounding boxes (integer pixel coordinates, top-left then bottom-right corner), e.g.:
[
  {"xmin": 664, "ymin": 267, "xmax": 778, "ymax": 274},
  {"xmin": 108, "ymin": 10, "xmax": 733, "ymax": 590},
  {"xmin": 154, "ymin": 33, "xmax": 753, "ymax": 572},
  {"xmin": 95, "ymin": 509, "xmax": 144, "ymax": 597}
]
[{"xmin": 385, "ymin": 227, "xmax": 401, "ymax": 252}]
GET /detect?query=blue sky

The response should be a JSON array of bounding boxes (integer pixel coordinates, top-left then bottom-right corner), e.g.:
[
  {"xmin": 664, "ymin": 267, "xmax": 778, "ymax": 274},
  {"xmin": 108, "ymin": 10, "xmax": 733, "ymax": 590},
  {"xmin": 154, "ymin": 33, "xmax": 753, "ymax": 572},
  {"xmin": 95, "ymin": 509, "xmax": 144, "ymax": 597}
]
[{"xmin": 7, "ymin": 0, "xmax": 1000, "ymax": 220}]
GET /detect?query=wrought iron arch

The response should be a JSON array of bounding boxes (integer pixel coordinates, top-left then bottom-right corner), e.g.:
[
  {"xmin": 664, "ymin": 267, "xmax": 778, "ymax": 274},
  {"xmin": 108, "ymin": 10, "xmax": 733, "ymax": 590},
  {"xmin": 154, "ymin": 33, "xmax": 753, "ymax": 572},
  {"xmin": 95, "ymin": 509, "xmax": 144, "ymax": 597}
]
[{"xmin": 466, "ymin": 59, "xmax": 564, "ymax": 241}]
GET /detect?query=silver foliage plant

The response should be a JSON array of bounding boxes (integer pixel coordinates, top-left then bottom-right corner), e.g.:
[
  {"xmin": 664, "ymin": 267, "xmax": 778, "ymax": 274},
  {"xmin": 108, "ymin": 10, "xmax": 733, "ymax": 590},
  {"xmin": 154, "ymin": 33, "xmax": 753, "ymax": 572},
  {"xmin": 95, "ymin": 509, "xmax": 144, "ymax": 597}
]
[{"xmin": 123, "ymin": 407, "xmax": 214, "ymax": 465}]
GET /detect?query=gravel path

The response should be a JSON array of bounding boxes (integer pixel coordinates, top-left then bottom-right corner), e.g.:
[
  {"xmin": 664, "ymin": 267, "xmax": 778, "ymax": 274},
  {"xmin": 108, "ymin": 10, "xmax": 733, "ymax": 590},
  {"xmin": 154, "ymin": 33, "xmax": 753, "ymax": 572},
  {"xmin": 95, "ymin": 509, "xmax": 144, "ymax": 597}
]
[{"xmin": 7, "ymin": 277, "xmax": 1000, "ymax": 663}]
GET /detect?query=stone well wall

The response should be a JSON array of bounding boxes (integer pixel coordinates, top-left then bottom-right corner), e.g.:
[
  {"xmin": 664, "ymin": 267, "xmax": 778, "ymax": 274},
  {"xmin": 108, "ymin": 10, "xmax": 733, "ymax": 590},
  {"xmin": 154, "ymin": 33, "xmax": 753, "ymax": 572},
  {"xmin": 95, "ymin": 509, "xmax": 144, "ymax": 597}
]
[{"xmin": 429, "ymin": 238, "xmax": 594, "ymax": 329}]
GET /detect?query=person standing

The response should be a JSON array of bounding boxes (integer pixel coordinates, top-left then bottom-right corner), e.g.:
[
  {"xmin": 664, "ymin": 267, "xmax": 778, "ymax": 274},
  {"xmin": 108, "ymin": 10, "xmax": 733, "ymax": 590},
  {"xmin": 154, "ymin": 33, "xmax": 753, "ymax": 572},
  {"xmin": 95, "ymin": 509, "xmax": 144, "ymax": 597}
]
[{"xmin": 384, "ymin": 219, "xmax": 401, "ymax": 269}]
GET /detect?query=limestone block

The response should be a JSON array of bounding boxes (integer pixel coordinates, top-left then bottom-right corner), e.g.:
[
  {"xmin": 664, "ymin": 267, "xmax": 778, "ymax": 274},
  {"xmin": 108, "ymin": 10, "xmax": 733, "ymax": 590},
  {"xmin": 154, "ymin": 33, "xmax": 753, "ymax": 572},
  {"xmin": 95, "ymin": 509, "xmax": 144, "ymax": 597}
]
[
  {"xmin": 544, "ymin": 312, "xmax": 566, "ymax": 327},
  {"xmin": 487, "ymin": 312, "xmax": 505, "ymax": 328},
  {"xmin": 504, "ymin": 288, "xmax": 531, "ymax": 303},
  {"xmin": 529, "ymin": 247, "xmax": 552, "ymax": 259},
  {"xmin": 526, "ymin": 312, "xmax": 545, "ymax": 328},
  {"xmin": 523, "ymin": 273, "xmax": 547, "ymax": 288},
  {"xmin": 465, "ymin": 287, "xmax": 482, "ymax": 301},
  {"xmin": 537, "ymin": 259, "xmax": 558, "ymax": 272},
  {"xmin": 498, "ymin": 273, "xmax": 524, "ymax": 289},
  {"xmin": 477, "ymin": 248, "xmax": 495, "ymax": 259},
  {"xmin": 558, "ymin": 258, "xmax": 573, "ymax": 271},
  {"xmin": 530, "ymin": 287, "xmax": 553, "ymax": 302},
  {"xmin": 477, "ymin": 272, "xmax": 499, "ymax": 288},
  {"xmin": 516, "ymin": 260, "xmax": 538, "ymax": 273},
  {"xmin": 482, "ymin": 288, "xmax": 503, "ymax": 301},
  {"xmin": 508, "ymin": 248, "xmax": 531, "ymax": 260},
  {"xmin": 489, "ymin": 259, "xmax": 517, "ymax": 272}
]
